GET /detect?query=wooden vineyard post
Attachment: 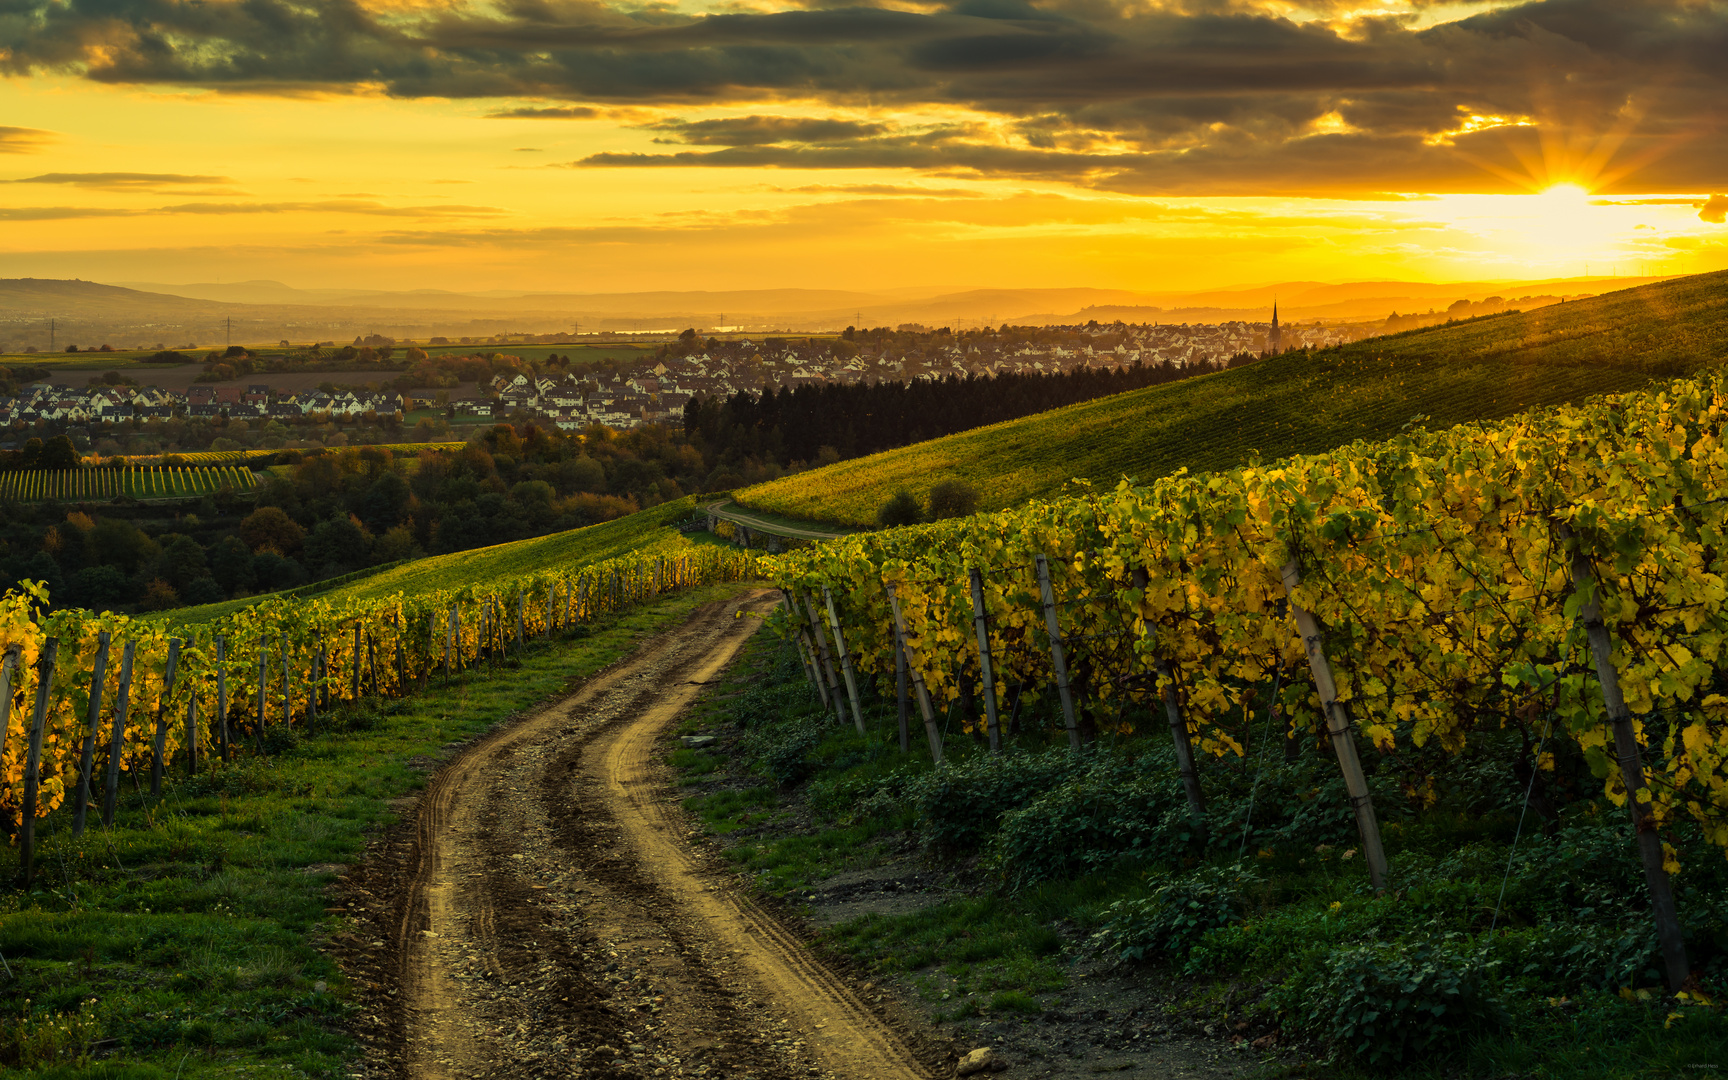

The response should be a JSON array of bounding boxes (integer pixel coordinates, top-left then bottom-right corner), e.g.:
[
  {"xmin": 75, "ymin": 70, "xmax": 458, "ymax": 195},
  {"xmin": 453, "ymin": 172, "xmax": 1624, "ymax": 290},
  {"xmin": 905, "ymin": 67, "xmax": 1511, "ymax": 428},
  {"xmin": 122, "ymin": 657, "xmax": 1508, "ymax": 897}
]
[
  {"xmin": 780, "ymin": 593, "xmax": 821, "ymax": 693},
  {"xmin": 350, "ymin": 626, "xmax": 362, "ymax": 700},
  {"xmin": 184, "ymin": 692, "xmax": 199, "ymax": 777},
  {"xmin": 72, "ymin": 631, "xmax": 111, "ymax": 836},
  {"xmin": 282, "ymin": 646, "xmax": 291, "ymax": 729},
  {"xmin": 0, "ymin": 646, "xmax": 20, "ymax": 780},
  {"xmin": 438, "ymin": 608, "xmax": 452, "ymax": 680},
  {"xmin": 1132, "ymin": 568, "xmax": 1207, "ymax": 845},
  {"xmin": 1555, "ymin": 520, "xmax": 1690, "ymax": 990},
  {"xmin": 395, "ymin": 623, "xmax": 407, "ymax": 696},
  {"xmin": 151, "ymin": 638, "xmax": 181, "ymax": 796},
  {"xmin": 516, "ymin": 592, "xmax": 526, "ymax": 650},
  {"xmin": 883, "ymin": 582, "xmax": 944, "ymax": 764},
  {"xmin": 802, "ymin": 592, "xmax": 848, "ymax": 726},
  {"xmin": 19, "ymin": 638, "xmax": 59, "ymax": 887},
  {"xmin": 307, "ymin": 647, "xmax": 319, "ymax": 732},
  {"xmin": 253, "ymin": 638, "xmax": 268, "ymax": 753},
  {"xmin": 1280, "ymin": 559, "xmax": 1388, "ymax": 890},
  {"xmin": 104, "ymin": 642, "xmax": 135, "ymax": 826},
  {"xmin": 968, "ymin": 568, "xmax": 1003, "ymax": 755},
  {"xmin": 367, "ymin": 635, "xmax": 380, "ymax": 697},
  {"xmin": 1035, "ymin": 555, "xmax": 1082, "ymax": 750},
  {"xmin": 799, "ymin": 630, "xmax": 831, "ymax": 711},
  {"xmin": 894, "ymin": 615, "xmax": 911, "ymax": 754},
  {"xmin": 216, "ymin": 637, "xmax": 229, "ymax": 762},
  {"xmin": 823, "ymin": 587, "xmax": 868, "ymax": 735}
]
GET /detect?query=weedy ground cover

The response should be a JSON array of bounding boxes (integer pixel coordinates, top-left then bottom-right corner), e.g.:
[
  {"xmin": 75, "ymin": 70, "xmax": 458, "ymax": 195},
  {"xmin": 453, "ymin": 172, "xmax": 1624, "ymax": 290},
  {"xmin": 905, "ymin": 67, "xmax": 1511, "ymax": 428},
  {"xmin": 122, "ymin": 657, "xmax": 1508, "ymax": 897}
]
[
  {"xmin": 0, "ymin": 582, "xmax": 750, "ymax": 1078},
  {"xmin": 737, "ymin": 271, "xmax": 1728, "ymax": 526},
  {"xmin": 671, "ymin": 630, "xmax": 1728, "ymax": 1079}
]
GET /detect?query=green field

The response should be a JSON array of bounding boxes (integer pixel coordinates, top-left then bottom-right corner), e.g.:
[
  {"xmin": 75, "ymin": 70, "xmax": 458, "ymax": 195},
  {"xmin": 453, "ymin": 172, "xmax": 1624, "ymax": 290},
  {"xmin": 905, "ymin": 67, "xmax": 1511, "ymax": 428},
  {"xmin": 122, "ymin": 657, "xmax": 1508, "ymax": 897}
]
[
  {"xmin": 92, "ymin": 442, "xmax": 472, "ymax": 466},
  {"xmin": 0, "ymin": 464, "xmax": 258, "ymax": 502},
  {"xmin": 163, "ymin": 496, "xmax": 718, "ymax": 625},
  {"xmin": 737, "ymin": 270, "xmax": 1728, "ymax": 526}
]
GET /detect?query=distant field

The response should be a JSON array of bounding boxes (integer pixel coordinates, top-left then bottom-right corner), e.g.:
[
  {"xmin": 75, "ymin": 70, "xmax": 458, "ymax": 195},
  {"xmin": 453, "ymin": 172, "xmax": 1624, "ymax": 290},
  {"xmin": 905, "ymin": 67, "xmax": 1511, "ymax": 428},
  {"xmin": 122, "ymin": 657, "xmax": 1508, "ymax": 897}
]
[
  {"xmin": 90, "ymin": 442, "xmax": 471, "ymax": 466},
  {"xmin": 738, "ymin": 270, "xmax": 1728, "ymax": 526},
  {"xmin": 0, "ymin": 464, "xmax": 258, "ymax": 502},
  {"xmin": 163, "ymin": 496, "xmax": 717, "ymax": 624}
]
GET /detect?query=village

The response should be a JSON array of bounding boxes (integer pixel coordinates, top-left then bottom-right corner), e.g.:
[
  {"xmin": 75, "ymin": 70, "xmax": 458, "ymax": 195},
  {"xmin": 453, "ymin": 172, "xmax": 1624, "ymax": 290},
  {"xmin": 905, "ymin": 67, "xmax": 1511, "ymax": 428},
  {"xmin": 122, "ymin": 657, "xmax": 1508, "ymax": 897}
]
[{"xmin": 0, "ymin": 316, "xmax": 1364, "ymax": 448}]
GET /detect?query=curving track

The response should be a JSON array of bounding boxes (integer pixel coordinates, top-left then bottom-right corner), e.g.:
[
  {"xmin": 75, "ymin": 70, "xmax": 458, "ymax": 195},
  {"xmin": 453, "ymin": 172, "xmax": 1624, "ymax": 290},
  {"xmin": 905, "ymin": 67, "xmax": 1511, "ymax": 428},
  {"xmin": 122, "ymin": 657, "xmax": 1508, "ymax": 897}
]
[{"xmin": 367, "ymin": 591, "xmax": 930, "ymax": 1080}]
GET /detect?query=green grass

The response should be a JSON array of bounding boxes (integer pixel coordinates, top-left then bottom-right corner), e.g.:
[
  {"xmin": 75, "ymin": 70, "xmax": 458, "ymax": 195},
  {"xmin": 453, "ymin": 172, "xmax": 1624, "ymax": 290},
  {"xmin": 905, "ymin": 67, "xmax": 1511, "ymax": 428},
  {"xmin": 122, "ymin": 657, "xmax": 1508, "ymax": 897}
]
[
  {"xmin": 0, "ymin": 582, "xmax": 753, "ymax": 1077},
  {"xmin": 93, "ymin": 444, "xmax": 469, "ymax": 466},
  {"xmin": 737, "ymin": 270, "xmax": 1728, "ymax": 526},
  {"xmin": 669, "ymin": 628, "xmax": 1728, "ymax": 1078},
  {"xmin": 161, "ymin": 496, "xmax": 719, "ymax": 625}
]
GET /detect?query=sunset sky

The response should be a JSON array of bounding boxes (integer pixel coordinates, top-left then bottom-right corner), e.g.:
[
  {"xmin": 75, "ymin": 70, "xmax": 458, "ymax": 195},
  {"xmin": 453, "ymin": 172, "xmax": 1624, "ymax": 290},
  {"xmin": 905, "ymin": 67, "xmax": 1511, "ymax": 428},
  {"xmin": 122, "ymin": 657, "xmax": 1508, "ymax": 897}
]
[{"xmin": 2, "ymin": 0, "xmax": 1725, "ymax": 294}]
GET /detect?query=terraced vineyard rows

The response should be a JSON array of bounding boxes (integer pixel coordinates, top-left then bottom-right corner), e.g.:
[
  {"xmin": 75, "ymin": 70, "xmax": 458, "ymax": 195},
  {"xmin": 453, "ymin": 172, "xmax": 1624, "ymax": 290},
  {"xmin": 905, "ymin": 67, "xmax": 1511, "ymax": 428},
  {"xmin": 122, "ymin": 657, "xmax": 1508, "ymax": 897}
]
[
  {"xmin": 770, "ymin": 368, "xmax": 1728, "ymax": 992},
  {"xmin": 0, "ymin": 464, "xmax": 258, "ymax": 502}
]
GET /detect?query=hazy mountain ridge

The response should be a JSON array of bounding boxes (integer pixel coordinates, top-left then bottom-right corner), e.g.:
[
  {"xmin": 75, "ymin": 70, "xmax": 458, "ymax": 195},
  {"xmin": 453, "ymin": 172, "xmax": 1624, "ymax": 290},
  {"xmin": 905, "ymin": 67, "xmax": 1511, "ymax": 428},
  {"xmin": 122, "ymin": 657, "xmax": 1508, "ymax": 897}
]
[{"xmin": 0, "ymin": 274, "xmax": 1682, "ymax": 354}]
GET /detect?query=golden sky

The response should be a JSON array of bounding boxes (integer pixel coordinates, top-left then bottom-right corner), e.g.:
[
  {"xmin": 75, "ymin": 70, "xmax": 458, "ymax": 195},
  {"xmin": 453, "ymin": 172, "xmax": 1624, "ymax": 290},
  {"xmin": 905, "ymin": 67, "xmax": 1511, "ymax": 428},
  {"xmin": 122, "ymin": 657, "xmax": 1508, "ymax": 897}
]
[{"xmin": 1, "ymin": 0, "xmax": 1725, "ymax": 293}]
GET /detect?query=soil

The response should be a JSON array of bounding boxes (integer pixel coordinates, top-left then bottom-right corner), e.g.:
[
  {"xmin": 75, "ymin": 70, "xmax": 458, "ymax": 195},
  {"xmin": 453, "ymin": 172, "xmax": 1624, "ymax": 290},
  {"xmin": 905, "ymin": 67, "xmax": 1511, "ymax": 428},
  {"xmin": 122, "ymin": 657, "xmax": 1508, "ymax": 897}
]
[
  {"xmin": 328, "ymin": 591, "xmax": 938, "ymax": 1080},
  {"xmin": 322, "ymin": 595, "xmax": 1276, "ymax": 1080}
]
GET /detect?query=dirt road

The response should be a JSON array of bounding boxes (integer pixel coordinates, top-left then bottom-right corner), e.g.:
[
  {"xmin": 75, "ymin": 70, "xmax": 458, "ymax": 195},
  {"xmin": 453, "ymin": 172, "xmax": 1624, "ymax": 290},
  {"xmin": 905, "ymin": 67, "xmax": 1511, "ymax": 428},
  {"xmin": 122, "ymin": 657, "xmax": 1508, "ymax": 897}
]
[{"xmin": 348, "ymin": 591, "xmax": 931, "ymax": 1080}]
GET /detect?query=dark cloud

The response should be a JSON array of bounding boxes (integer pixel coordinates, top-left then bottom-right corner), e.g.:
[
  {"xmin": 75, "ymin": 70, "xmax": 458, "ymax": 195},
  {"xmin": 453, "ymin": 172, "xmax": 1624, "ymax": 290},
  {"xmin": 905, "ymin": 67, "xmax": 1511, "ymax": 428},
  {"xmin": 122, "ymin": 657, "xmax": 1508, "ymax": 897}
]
[
  {"xmin": 2, "ymin": 0, "xmax": 1726, "ymax": 192},
  {"xmin": 488, "ymin": 105, "xmax": 601, "ymax": 119},
  {"xmin": 8, "ymin": 171, "xmax": 232, "ymax": 187},
  {"xmin": 1701, "ymin": 195, "xmax": 1728, "ymax": 225},
  {"xmin": 0, "ymin": 125, "xmax": 56, "ymax": 153},
  {"xmin": 646, "ymin": 115, "xmax": 891, "ymax": 146}
]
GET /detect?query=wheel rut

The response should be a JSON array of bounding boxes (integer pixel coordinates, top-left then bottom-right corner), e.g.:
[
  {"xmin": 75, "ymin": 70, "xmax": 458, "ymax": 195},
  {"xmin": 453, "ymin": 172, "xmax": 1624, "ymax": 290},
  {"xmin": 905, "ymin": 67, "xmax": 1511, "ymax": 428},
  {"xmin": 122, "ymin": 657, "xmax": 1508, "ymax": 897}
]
[{"xmin": 365, "ymin": 590, "xmax": 930, "ymax": 1080}]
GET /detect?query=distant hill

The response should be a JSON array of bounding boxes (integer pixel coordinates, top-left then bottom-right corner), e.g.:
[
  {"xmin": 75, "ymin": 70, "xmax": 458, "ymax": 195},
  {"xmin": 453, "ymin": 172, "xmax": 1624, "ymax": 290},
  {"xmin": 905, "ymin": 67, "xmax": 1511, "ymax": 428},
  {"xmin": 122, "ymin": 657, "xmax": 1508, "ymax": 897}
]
[
  {"xmin": 734, "ymin": 270, "xmax": 1728, "ymax": 527},
  {"xmin": 0, "ymin": 277, "xmax": 225, "ymax": 314}
]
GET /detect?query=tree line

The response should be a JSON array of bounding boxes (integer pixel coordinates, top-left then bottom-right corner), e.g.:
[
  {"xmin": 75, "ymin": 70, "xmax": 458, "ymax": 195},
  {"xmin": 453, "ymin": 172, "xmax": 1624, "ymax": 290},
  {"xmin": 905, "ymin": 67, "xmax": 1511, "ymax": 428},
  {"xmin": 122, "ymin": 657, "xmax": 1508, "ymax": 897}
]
[
  {"xmin": 683, "ymin": 359, "xmax": 1216, "ymax": 475},
  {"xmin": 1, "ymin": 423, "xmax": 707, "ymax": 613}
]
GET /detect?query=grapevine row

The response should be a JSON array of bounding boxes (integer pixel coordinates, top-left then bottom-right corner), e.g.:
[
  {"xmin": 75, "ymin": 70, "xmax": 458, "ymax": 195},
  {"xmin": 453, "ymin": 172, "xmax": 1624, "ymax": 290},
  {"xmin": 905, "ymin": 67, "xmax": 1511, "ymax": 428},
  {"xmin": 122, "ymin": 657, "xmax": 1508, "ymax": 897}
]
[
  {"xmin": 769, "ymin": 370, "xmax": 1728, "ymax": 992},
  {"xmin": 0, "ymin": 543, "xmax": 759, "ymax": 884},
  {"xmin": 0, "ymin": 465, "xmax": 258, "ymax": 502}
]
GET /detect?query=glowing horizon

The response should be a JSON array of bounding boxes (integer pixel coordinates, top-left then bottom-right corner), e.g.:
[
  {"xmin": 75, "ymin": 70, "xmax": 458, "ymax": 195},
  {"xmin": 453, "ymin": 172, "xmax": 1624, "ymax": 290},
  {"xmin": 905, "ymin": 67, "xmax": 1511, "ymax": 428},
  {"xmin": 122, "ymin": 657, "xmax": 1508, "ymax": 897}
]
[{"xmin": 1, "ymin": 2, "xmax": 1724, "ymax": 294}]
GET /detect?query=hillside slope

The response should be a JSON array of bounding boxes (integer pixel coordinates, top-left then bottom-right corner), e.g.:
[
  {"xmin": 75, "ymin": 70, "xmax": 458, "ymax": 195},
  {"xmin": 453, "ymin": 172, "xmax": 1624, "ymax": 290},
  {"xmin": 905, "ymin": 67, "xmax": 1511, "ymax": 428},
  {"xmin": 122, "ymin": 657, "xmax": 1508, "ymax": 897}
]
[
  {"xmin": 737, "ymin": 270, "xmax": 1728, "ymax": 527},
  {"xmin": 165, "ymin": 497, "xmax": 713, "ymax": 625}
]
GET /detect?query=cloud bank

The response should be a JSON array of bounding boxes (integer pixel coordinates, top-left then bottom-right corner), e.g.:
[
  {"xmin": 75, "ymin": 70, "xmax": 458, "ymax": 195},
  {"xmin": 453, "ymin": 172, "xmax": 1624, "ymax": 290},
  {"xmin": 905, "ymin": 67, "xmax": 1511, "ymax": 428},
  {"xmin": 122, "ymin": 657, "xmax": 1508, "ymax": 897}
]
[{"xmin": 1, "ymin": 0, "xmax": 1724, "ymax": 193}]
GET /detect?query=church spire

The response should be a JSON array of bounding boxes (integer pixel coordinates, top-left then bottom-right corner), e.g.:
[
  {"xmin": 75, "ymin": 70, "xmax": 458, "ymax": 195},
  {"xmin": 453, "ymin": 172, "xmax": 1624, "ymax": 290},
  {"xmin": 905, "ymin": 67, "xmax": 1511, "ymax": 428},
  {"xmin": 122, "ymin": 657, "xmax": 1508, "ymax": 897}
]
[{"xmin": 1268, "ymin": 299, "xmax": 1282, "ymax": 354}]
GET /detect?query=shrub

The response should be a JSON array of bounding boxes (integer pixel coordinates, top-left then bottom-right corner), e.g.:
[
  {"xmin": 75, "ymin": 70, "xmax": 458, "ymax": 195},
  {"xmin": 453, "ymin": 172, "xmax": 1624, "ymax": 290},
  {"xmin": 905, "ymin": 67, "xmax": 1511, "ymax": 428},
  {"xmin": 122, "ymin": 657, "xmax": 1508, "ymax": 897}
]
[
  {"xmin": 991, "ymin": 757, "xmax": 1191, "ymax": 887},
  {"xmin": 757, "ymin": 719, "xmax": 825, "ymax": 787},
  {"xmin": 902, "ymin": 749, "xmax": 1086, "ymax": 857},
  {"xmin": 876, "ymin": 489, "xmax": 924, "ymax": 528},
  {"xmin": 1091, "ymin": 863, "xmax": 1258, "ymax": 964},
  {"xmin": 926, "ymin": 479, "xmax": 978, "ymax": 520},
  {"xmin": 1277, "ymin": 941, "xmax": 1505, "ymax": 1064}
]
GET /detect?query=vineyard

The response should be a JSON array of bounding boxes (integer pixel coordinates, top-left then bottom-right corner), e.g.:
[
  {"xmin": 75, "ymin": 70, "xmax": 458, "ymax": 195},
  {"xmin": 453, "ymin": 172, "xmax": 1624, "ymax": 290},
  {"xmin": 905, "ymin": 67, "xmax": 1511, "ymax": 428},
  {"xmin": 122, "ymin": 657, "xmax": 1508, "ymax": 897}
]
[
  {"xmin": 768, "ymin": 368, "xmax": 1728, "ymax": 993},
  {"xmin": 737, "ymin": 270, "xmax": 1728, "ymax": 526},
  {"xmin": 0, "ymin": 464, "xmax": 258, "ymax": 502},
  {"xmin": 0, "ymin": 540, "xmax": 759, "ymax": 887}
]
